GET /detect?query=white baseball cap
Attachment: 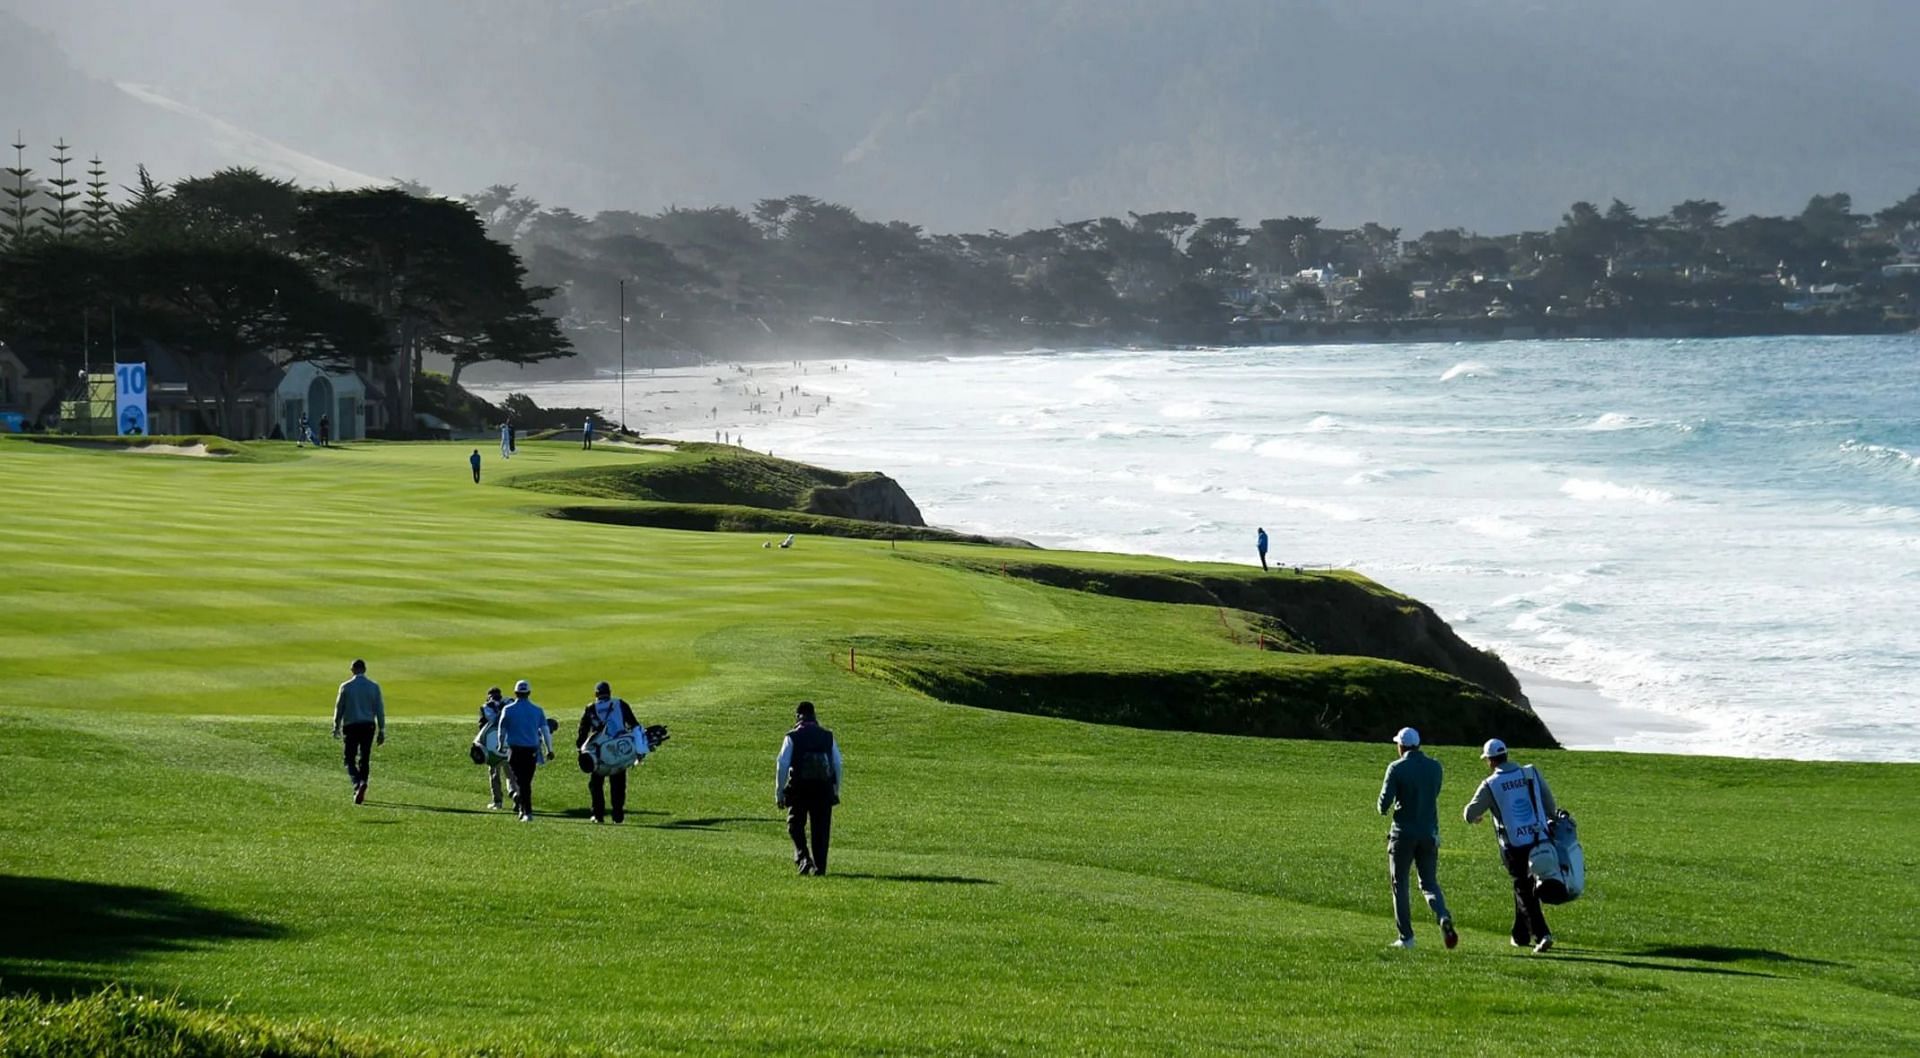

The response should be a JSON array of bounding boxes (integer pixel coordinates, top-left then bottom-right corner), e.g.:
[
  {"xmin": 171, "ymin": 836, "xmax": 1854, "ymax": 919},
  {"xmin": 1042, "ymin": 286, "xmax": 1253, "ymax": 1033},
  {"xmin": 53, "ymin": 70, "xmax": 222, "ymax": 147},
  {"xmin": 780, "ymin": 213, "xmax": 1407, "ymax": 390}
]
[
  {"xmin": 1480, "ymin": 738, "xmax": 1508, "ymax": 759},
  {"xmin": 1392, "ymin": 726, "xmax": 1420, "ymax": 747},
  {"xmin": 514, "ymin": 679, "xmax": 531, "ymax": 694}
]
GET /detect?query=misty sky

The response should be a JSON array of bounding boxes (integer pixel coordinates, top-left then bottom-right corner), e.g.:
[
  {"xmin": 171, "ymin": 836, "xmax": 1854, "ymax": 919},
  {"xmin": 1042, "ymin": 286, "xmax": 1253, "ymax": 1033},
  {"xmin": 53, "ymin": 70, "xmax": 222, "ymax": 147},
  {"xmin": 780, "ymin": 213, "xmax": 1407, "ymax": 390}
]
[{"xmin": 3, "ymin": 0, "xmax": 1917, "ymax": 233}]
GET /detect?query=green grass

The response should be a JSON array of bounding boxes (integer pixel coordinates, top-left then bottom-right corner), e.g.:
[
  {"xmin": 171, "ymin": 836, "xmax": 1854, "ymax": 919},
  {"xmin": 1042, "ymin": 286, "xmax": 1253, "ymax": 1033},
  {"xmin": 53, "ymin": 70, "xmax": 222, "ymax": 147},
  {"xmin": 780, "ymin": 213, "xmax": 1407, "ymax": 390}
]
[{"xmin": 1, "ymin": 438, "xmax": 1916, "ymax": 1056}]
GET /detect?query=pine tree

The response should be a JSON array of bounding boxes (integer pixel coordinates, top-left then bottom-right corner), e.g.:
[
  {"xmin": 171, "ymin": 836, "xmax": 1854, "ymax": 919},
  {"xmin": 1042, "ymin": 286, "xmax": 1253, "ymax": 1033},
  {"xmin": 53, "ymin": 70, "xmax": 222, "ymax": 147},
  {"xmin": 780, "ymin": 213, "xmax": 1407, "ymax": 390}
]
[
  {"xmin": 42, "ymin": 138, "xmax": 80, "ymax": 239},
  {"xmin": 1, "ymin": 134, "xmax": 34, "ymax": 246},
  {"xmin": 84, "ymin": 155, "xmax": 115, "ymax": 239}
]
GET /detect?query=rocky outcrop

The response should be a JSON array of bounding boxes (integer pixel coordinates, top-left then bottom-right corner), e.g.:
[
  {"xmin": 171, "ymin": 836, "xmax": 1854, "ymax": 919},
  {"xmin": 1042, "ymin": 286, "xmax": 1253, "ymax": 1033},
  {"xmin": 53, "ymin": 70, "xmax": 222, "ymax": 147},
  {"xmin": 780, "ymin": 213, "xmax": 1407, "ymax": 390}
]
[
  {"xmin": 946, "ymin": 561, "xmax": 1531, "ymax": 710},
  {"xmin": 803, "ymin": 473, "xmax": 925, "ymax": 526}
]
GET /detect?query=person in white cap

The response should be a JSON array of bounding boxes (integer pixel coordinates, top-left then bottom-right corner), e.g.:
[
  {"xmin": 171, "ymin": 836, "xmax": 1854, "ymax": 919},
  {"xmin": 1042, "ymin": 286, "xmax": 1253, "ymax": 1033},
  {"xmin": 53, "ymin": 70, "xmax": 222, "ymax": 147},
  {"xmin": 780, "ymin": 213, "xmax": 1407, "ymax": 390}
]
[
  {"xmin": 1464, "ymin": 737, "xmax": 1559, "ymax": 952},
  {"xmin": 494, "ymin": 679, "xmax": 553, "ymax": 821},
  {"xmin": 1377, "ymin": 726, "xmax": 1456, "ymax": 949}
]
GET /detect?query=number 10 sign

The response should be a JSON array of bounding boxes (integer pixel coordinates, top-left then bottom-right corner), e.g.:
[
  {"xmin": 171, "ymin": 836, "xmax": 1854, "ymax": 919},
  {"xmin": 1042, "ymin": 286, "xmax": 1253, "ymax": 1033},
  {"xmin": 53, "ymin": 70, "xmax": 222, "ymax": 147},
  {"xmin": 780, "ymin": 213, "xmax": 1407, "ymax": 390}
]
[{"xmin": 115, "ymin": 362, "xmax": 148, "ymax": 436}]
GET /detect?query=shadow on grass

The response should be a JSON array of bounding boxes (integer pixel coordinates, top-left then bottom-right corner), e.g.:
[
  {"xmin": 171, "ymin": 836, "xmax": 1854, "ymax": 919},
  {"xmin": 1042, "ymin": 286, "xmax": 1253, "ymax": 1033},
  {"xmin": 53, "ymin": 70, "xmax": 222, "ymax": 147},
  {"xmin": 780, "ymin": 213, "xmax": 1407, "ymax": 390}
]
[
  {"xmin": 557, "ymin": 807, "xmax": 669, "ymax": 821},
  {"xmin": 1549, "ymin": 949, "xmax": 1780, "ymax": 979},
  {"xmin": 0, "ymin": 875, "xmax": 283, "ymax": 1000},
  {"xmin": 832, "ymin": 873, "xmax": 997, "ymax": 885},
  {"xmin": 1632, "ymin": 944, "xmax": 1842, "ymax": 967},
  {"xmin": 649, "ymin": 816, "xmax": 780, "ymax": 831}
]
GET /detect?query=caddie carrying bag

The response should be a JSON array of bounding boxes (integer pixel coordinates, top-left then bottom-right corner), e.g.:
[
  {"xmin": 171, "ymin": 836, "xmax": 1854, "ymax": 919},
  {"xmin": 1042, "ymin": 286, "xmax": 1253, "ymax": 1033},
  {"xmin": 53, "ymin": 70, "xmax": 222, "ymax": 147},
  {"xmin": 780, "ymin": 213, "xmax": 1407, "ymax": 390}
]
[{"xmin": 472, "ymin": 723, "xmax": 510, "ymax": 766}]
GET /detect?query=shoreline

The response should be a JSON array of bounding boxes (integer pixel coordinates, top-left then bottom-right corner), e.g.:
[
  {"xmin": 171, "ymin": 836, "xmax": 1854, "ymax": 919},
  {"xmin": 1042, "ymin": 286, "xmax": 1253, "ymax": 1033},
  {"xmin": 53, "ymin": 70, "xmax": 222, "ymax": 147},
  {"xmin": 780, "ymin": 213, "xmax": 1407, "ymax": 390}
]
[{"xmin": 1516, "ymin": 668, "xmax": 1703, "ymax": 753}]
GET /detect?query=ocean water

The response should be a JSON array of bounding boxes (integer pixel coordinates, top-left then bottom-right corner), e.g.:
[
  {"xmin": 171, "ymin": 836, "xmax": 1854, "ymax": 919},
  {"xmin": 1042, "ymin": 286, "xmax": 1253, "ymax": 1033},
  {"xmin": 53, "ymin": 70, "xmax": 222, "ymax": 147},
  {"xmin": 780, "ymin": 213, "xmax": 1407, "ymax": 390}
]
[{"xmin": 489, "ymin": 336, "xmax": 1920, "ymax": 762}]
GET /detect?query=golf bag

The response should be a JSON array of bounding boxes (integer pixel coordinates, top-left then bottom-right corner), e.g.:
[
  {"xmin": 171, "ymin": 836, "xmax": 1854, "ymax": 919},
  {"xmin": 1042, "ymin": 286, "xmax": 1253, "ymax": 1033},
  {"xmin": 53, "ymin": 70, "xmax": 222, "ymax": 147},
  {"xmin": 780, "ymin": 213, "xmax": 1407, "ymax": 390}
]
[
  {"xmin": 471, "ymin": 722, "xmax": 510, "ymax": 766},
  {"xmin": 1538, "ymin": 809, "xmax": 1585, "ymax": 904}
]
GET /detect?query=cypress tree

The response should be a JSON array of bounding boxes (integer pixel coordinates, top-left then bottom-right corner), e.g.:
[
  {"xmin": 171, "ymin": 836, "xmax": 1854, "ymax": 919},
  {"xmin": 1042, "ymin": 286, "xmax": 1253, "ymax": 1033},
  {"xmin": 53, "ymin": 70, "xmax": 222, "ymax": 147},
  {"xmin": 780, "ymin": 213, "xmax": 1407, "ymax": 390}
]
[
  {"xmin": 84, "ymin": 155, "xmax": 115, "ymax": 239},
  {"xmin": 43, "ymin": 138, "xmax": 80, "ymax": 239},
  {"xmin": 1, "ymin": 134, "xmax": 34, "ymax": 245}
]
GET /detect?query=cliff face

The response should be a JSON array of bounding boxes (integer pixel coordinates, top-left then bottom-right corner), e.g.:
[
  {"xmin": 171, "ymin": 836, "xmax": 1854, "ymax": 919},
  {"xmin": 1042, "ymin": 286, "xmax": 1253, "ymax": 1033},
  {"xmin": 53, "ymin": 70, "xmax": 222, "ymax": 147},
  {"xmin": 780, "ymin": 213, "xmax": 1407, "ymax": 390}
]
[
  {"xmin": 967, "ymin": 562, "xmax": 1531, "ymax": 710},
  {"xmin": 804, "ymin": 474, "xmax": 926, "ymax": 526}
]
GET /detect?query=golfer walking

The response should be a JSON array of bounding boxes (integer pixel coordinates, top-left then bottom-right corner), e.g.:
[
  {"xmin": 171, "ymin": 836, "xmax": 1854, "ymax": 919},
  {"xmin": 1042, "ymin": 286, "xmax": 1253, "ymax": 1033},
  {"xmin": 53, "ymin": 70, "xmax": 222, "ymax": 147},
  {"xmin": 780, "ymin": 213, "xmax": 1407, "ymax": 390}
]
[
  {"xmin": 470, "ymin": 448, "xmax": 482, "ymax": 484},
  {"xmin": 1377, "ymin": 727, "xmax": 1456, "ymax": 949},
  {"xmin": 1256, "ymin": 527, "xmax": 1269, "ymax": 572},
  {"xmin": 1465, "ymin": 738, "xmax": 1560, "ymax": 952},
  {"xmin": 495, "ymin": 680, "xmax": 553, "ymax": 822},
  {"xmin": 331, "ymin": 659, "xmax": 385, "ymax": 805},
  {"xmin": 499, "ymin": 422, "xmax": 513, "ymax": 460},
  {"xmin": 776, "ymin": 701, "xmax": 841, "ymax": 875},
  {"xmin": 576, "ymin": 681, "xmax": 644, "ymax": 824}
]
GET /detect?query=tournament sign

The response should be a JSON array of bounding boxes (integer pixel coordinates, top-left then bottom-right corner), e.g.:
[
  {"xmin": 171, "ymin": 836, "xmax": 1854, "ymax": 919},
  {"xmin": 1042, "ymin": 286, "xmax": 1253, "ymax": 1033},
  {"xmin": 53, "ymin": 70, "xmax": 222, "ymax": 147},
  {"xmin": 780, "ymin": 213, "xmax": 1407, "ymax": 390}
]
[{"xmin": 115, "ymin": 361, "xmax": 148, "ymax": 436}]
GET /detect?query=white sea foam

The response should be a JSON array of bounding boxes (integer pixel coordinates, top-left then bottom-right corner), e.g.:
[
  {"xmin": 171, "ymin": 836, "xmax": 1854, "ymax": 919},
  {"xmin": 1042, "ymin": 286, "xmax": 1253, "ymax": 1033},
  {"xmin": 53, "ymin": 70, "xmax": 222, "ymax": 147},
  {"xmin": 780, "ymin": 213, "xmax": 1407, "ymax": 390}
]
[
  {"xmin": 1585, "ymin": 412, "xmax": 1655, "ymax": 431},
  {"xmin": 1440, "ymin": 360, "xmax": 1494, "ymax": 381},
  {"xmin": 1560, "ymin": 477, "xmax": 1674, "ymax": 504},
  {"xmin": 1152, "ymin": 475, "xmax": 1209, "ymax": 495},
  {"xmin": 1305, "ymin": 414, "xmax": 1343, "ymax": 432},
  {"xmin": 1345, "ymin": 466, "xmax": 1436, "ymax": 486},
  {"xmin": 1252, "ymin": 438, "xmax": 1366, "ymax": 467},
  {"xmin": 1160, "ymin": 401, "xmax": 1209, "ymax": 420},
  {"xmin": 1221, "ymin": 487, "xmax": 1364, "ymax": 522},
  {"xmin": 1841, "ymin": 439, "xmax": 1920, "ymax": 473},
  {"xmin": 1211, "ymin": 433, "xmax": 1256, "ymax": 452},
  {"xmin": 1086, "ymin": 422, "xmax": 1146, "ymax": 439},
  {"xmin": 1459, "ymin": 515, "xmax": 1537, "ymax": 540}
]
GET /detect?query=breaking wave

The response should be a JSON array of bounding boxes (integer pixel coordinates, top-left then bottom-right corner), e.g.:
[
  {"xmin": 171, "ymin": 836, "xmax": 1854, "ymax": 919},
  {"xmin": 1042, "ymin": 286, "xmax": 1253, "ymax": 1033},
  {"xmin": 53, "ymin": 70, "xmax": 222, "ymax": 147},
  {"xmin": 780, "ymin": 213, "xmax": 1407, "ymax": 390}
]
[{"xmin": 1560, "ymin": 477, "xmax": 1674, "ymax": 504}]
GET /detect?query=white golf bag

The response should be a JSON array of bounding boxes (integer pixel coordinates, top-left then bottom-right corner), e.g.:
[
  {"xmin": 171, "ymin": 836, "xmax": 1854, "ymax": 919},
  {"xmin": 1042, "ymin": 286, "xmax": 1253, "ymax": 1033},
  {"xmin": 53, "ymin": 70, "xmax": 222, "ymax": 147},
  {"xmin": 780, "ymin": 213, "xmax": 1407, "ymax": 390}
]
[
  {"xmin": 579, "ymin": 699, "xmax": 644, "ymax": 777},
  {"xmin": 1531, "ymin": 809, "xmax": 1585, "ymax": 905},
  {"xmin": 471, "ymin": 721, "xmax": 511, "ymax": 766}
]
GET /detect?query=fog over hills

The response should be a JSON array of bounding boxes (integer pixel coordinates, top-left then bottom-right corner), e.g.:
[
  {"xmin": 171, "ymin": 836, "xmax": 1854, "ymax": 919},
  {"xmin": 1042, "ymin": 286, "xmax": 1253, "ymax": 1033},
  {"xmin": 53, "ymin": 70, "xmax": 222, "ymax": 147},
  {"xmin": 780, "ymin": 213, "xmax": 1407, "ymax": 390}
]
[{"xmin": 4, "ymin": 0, "xmax": 1917, "ymax": 232}]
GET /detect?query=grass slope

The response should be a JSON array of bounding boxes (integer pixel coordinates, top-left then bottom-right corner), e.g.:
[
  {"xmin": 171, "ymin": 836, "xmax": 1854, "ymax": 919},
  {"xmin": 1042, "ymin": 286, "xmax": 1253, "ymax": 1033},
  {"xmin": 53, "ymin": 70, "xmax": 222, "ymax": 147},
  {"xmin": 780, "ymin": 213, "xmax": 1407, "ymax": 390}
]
[{"xmin": 0, "ymin": 438, "xmax": 1916, "ymax": 1056}]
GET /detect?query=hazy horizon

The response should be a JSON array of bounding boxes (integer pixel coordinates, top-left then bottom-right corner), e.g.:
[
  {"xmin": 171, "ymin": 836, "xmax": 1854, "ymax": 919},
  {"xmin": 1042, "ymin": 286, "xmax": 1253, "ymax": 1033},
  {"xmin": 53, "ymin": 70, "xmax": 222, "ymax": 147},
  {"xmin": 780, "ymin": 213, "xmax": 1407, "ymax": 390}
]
[{"xmin": 3, "ymin": 0, "xmax": 1918, "ymax": 233}]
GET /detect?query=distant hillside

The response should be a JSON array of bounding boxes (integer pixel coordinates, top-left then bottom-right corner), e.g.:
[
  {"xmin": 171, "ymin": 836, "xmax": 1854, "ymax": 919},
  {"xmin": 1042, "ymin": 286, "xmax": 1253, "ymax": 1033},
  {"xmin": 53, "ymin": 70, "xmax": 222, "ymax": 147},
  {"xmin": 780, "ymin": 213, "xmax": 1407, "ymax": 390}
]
[{"xmin": 4, "ymin": 0, "xmax": 1918, "ymax": 233}]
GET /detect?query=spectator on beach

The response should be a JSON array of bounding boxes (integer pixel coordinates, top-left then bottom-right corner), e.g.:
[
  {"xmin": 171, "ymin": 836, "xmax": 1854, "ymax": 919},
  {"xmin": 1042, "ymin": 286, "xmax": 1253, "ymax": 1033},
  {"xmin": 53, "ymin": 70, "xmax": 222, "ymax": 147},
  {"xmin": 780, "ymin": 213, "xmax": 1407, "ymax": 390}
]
[
  {"xmin": 318, "ymin": 414, "xmax": 331, "ymax": 447},
  {"xmin": 776, "ymin": 701, "xmax": 842, "ymax": 875},
  {"xmin": 1257, "ymin": 527, "xmax": 1269, "ymax": 572},
  {"xmin": 582, "ymin": 417, "xmax": 595, "ymax": 450},
  {"xmin": 470, "ymin": 449, "xmax": 482, "ymax": 484},
  {"xmin": 1378, "ymin": 727, "xmax": 1457, "ymax": 950},
  {"xmin": 477, "ymin": 686, "xmax": 513, "ymax": 810},
  {"xmin": 1465, "ymin": 738, "xmax": 1560, "ymax": 953},
  {"xmin": 495, "ymin": 680, "xmax": 553, "ymax": 822},
  {"xmin": 331, "ymin": 659, "xmax": 386, "ymax": 805},
  {"xmin": 576, "ymin": 681, "xmax": 644, "ymax": 824}
]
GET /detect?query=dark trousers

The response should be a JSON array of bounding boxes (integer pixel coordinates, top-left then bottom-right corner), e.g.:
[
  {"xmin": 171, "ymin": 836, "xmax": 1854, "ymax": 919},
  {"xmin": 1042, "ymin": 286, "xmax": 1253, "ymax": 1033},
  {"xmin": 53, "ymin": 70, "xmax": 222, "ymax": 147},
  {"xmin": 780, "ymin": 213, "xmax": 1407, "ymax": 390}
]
[
  {"xmin": 589, "ymin": 770, "xmax": 627, "ymax": 821},
  {"xmin": 472, "ymin": 466, "xmax": 481, "ymax": 483},
  {"xmin": 786, "ymin": 793, "xmax": 833, "ymax": 872},
  {"xmin": 342, "ymin": 722, "xmax": 374, "ymax": 786},
  {"xmin": 1504, "ymin": 845, "xmax": 1551, "ymax": 943},
  {"xmin": 1259, "ymin": 550, "xmax": 1268, "ymax": 571},
  {"xmin": 509, "ymin": 747, "xmax": 540, "ymax": 816}
]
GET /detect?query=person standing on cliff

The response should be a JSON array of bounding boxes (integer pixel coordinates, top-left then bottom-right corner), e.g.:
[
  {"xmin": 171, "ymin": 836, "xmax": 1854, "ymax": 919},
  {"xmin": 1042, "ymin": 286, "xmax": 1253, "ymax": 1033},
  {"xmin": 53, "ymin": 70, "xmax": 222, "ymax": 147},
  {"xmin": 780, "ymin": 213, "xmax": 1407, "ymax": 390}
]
[
  {"xmin": 1378, "ymin": 726, "xmax": 1457, "ymax": 949},
  {"xmin": 1256, "ymin": 527, "xmax": 1270, "ymax": 572},
  {"xmin": 1464, "ymin": 738, "xmax": 1559, "ymax": 953},
  {"xmin": 776, "ymin": 701, "xmax": 842, "ymax": 875},
  {"xmin": 331, "ymin": 658, "xmax": 385, "ymax": 805}
]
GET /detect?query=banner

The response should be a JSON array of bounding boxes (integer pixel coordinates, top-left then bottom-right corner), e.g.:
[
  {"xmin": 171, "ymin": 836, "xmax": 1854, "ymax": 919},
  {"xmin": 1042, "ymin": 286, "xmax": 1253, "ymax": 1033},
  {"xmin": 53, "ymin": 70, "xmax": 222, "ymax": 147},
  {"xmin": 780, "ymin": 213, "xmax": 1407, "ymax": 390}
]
[{"xmin": 114, "ymin": 361, "xmax": 148, "ymax": 436}]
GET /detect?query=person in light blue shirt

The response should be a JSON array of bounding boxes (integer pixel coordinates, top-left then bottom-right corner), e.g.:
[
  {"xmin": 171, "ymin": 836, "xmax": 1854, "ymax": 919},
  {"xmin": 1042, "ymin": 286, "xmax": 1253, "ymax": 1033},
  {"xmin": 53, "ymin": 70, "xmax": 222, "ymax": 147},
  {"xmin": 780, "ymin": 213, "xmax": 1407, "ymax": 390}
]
[
  {"xmin": 494, "ymin": 680, "xmax": 553, "ymax": 821},
  {"xmin": 331, "ymin": 658, "xmax": 385, "ymax": 805}
]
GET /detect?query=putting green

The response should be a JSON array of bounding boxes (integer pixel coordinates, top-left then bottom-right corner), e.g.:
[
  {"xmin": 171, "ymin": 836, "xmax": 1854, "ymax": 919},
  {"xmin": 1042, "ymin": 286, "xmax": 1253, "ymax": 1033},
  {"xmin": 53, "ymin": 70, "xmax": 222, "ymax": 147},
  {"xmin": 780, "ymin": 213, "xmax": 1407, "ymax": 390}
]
[{"xmin": 1, "ymin": 439, "xmax": 1915, "ymax": 1056}]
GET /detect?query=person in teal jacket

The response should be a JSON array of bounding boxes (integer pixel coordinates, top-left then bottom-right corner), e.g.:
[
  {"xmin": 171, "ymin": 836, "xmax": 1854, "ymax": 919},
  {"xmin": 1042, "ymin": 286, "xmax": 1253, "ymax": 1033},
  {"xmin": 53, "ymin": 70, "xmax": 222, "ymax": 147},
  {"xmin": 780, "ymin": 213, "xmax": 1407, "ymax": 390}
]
[{"xmin": 1377, "ymin": 726, "xmax": 1456, "ymax": 949}]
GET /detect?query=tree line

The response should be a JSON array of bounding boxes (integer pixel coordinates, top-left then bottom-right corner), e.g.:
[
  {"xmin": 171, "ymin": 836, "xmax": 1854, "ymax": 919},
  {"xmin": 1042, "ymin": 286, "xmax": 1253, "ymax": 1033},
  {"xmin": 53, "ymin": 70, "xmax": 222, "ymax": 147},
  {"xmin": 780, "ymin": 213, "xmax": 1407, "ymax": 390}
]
[
  {"xmin": 5, "ymin": 134, "xmax": 1918, "ymax": 435},
  {"xmin": 0, "ymin": 150, "xmax": 567, "ymax": 434}
]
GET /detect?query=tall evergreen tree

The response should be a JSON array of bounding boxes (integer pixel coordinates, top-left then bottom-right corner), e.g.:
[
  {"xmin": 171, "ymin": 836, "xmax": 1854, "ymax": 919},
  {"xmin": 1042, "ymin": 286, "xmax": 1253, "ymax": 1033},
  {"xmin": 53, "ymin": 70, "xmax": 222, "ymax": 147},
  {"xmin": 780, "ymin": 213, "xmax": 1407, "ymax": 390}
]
[
  {"xmin": 42, "ymin": 139, "xmax": 80, "ymax": 239},
  {"xmin": 2, "ymin": 135, "xmax": 34, "ymax": 246},
  {"xmin": 84, "ymin": 156, "xmax": 115, "ymax": 239}
]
